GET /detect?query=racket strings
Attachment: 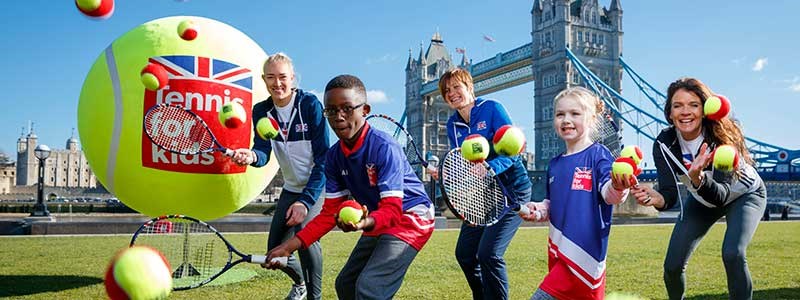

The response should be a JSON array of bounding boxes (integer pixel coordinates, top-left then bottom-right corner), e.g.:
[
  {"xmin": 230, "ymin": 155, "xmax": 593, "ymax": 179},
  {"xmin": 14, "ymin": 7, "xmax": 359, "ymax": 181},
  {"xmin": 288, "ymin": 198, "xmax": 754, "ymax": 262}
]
[
  {"xmin": 144, "ymin": 106, "xmax": 214, "ymax": 154},
  {"xmin": 441, "ymin": 152, "xmax": 506, "ymax": 225},
  {"xmin": 591, "ymin": 112, "xmax": 623, "ymax": 156},
  {"xmin": 367, "ymin": 116, "xmax": 421, "ymax": 164},
  {"xmin": 134, "ymin": 217, "xmax": 227, "ymax": 289}
]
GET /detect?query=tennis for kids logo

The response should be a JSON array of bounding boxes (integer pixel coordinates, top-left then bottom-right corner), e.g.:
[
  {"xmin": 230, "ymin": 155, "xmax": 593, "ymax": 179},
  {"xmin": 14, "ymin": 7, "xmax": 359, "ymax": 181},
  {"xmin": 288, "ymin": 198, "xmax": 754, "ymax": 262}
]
[
  {"xmin": 571, "ymin": 167, "xmax": 593, "ymax": 192},
  {"xmin": 141, "ymin": 55, "xmax": 253, "ymax": 174}
]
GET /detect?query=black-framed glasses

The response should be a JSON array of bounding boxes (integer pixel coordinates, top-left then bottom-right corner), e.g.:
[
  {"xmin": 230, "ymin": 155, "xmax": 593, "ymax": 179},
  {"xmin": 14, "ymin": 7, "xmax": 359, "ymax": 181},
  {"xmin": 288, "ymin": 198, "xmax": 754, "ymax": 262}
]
[{"xmin": 323, "ymin": 103, "xmax": 365, "ymax": 118}]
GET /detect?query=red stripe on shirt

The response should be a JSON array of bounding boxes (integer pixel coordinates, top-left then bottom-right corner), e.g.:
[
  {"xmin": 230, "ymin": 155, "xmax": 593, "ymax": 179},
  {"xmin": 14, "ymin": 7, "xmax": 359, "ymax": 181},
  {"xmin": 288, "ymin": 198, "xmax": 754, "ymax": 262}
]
[
  {"xmin": 295, "ymin": 196, "xmax": 345, "ymax": 249},
  {"xmin": 340, "ymin": 123, "xmax": 370, "ymax": 157}
]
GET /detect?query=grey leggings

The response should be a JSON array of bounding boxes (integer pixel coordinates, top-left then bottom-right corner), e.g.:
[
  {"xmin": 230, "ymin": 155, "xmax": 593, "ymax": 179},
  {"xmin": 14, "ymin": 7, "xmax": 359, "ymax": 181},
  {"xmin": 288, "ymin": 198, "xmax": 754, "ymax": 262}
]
[
  {"xmin": 663, "ymin": 184, "xmax": 766, "ymax": 300},
  {"xmin": 268, "ymin": 191, "xmax": 324, "ymax": 300}
]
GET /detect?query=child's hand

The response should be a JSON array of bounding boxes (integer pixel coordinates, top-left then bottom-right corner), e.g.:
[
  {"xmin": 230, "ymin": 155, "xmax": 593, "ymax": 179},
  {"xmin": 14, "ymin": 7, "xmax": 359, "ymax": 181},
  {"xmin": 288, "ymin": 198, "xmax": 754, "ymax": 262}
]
[
  {"xmin": 427, "ymin": 165, "xmax": 439, "ymax": 181},
  {"xmin": 611, "ymin": 172, "xmax": 638, "ymax": 191},
  {"xmin": 519, "ymin": 200, "xmax": 549, "ymax": 222},
  {"xmin": 335, "ymin": 206, "xmax": 371, "ymax": 232},
  {"xmin": 263, "ymin": 237, "xmax": 301, "ymax": 269}
]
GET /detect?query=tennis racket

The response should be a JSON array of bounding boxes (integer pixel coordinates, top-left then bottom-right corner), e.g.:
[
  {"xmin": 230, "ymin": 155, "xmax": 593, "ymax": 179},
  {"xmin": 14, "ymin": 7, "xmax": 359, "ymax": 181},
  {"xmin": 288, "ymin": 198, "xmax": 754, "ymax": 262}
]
[
  {"xmin": 438, "ymin": 148, "xmax": 530, "ymax": 226},
  {"xmin": 590, "ymin": 108, "xmax": 623, "ymax": 156},
  {"xmin": 366, "ymin": 114, "xmax": 430, "ymax": 169},
  {"xmin": 130, "ymin": 215, "xmax": 287, "ymax": 290},
  {"xmin": 143, "ymin": 104, "xmax": 235, "ymax": 157}
]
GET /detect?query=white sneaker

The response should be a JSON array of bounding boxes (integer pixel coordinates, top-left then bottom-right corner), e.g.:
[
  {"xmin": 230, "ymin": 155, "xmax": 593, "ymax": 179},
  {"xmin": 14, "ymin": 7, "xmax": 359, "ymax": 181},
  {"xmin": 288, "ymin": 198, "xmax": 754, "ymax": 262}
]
[{"xmin": 285, "ymin": 284, "xmax": 307, "ymax": 300}]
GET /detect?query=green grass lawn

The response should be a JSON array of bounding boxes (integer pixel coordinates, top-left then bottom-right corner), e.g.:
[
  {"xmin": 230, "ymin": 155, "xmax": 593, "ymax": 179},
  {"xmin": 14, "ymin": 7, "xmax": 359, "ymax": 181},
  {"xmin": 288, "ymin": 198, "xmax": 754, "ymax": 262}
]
[{"xmin": 1, "ymin": 221, "xmax": 798, "ymax": 299}]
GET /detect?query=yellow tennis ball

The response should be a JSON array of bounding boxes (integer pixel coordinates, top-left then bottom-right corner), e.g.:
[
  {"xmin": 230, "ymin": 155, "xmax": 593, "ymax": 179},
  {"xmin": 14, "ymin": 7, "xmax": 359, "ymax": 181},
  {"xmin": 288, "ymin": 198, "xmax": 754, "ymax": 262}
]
[
  {"xmin": 105, "ymin": 246, "xmax": 171, "ymax": 300},
  {"xmin": 493, "ymin": 125, "xmax": 525, "ymax": 156},
  {"xmin": 461, "ymin": 134, "xmax": 490, "ymax": 163},
  {"xmin": 219, "ymin": 101, "xmax": 247, "ymax": 128},
  {"xmin": 612, "ymin": 157, "xmax": 636, "ymax": 177},
  {"xmin": 619, "ymin": 145, "xmax": 644, "ymax": 166},
  {"xmin": 704, "ymin": 95, "xmax": 730, "ymax": 121},
  {"xmin": 139, "ymin": 63, "xmax": 168, "ymax": 91},
  {"xmin": 712, "ymin": 144, "xmax": 739, "ymax": 171},
  {"xmin": 338, "ymin": 200, "xmax": 363, "ymax": 224},
  {"xmin": 255, "ymin": 117, "xmax": 279, "ymax": 140},
  {"xmin": 75, "ymin": 0, "xmax": 114, "ymax": 19},
  {"xmin": 77, "ymin": 16, "xmax": 277, "ymax": 220}
]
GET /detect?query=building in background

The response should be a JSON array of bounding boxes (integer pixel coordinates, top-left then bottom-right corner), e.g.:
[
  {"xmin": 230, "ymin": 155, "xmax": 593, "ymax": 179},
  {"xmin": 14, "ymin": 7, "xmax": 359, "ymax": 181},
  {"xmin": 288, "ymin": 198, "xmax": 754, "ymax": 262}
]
[
  {"xmin": 0, "ymin": 152, "xmax": 14, "ymax": 194},
  {"xmin": 406, "ymin": 0, "xmax": 623, "ymax": 171},
  {"xmin": 16, "ymin": 126, "xmax": 96, "ymax": 189},
  {"xmin": 405, "ymin": 31, "xmax": 457, "ymax": 182}
]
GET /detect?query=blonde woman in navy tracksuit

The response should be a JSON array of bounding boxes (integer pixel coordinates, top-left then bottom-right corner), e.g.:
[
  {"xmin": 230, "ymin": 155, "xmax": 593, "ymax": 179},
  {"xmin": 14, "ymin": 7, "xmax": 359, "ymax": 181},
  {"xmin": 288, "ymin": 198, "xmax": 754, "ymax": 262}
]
[{"xmin": 232, "ymin": 53, "xmax": 328, "ymax": 300}]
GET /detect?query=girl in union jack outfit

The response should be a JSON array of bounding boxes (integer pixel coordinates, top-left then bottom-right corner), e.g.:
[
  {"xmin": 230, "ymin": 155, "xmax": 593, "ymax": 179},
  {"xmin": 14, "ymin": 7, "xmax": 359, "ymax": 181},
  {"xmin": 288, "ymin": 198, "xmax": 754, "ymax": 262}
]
[{"xmin": 522, "ymin": 87, "xmax": 635, "ymax": 300}]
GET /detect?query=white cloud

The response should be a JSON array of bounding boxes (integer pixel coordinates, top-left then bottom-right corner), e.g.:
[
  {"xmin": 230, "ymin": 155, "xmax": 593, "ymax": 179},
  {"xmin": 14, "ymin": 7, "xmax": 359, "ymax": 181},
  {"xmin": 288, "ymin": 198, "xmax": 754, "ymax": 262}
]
[
  {"xmin": 307, "ymin": 90, "xmax": 325, "ymax": 102},
  {"xmin": 307, "ymin": 89, "xmax": 390, "ymax": 103},
  {"xmin": 752, "ymin": 57, "xmax": 768, "ymax": 72},
  {"xmin": 365, "ymin": 54, "xmax": 397, "ymax": 65},
  {"xmin": 785, "ymin": 77, "xmax": 800, "ymax": 92},
  {"xmin": 367, "ymin": 90, "xmax": 390, "ymax": 103}
]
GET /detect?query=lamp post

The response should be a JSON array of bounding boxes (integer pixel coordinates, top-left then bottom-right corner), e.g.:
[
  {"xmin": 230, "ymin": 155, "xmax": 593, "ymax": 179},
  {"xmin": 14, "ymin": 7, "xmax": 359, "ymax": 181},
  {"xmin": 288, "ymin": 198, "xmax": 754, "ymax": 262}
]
[
  {"xmin": 427, "ymin": 153, "xmax": 440, "ymax": 215},
  {"xmin": 31, "ymin": 144, "xmax": 51, "ymax": 217}
]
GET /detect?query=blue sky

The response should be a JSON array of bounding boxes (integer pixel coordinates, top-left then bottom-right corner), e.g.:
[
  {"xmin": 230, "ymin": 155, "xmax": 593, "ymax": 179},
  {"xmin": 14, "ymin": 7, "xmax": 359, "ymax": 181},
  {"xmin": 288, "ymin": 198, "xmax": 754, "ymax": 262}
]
[{"xmin": 1, "ymin": 0, "xmax": 798, "ymax": 163}]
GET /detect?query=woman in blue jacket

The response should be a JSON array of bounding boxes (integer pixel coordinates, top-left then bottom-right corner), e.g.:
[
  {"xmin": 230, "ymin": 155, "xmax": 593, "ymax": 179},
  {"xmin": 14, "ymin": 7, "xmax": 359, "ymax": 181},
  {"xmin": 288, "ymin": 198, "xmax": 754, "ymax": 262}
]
[{"xmin": 435, "ymin": 68, "xmax": 531, "ymax": 300}]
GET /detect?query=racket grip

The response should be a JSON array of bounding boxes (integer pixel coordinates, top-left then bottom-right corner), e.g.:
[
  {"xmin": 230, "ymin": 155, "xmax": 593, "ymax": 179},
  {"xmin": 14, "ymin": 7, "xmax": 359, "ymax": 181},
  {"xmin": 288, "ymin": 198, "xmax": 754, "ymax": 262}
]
[
  {"xmin": 250, "ymin": 255, "xmax": 267, "ymax": 264},
  {"xmin": 271, "ymin": 257, "xmax": 288, "ymax": 267},
  {"xmin": 516, "ymin": 204, "xmax": 530, "ymax": 216},
  {"xmin": 223, "ymin": 149, "xmax": 235, "ymax": 157},
  {"xmin": 249, "ymin": 255, "xmax": 287, "ymax": 267}
]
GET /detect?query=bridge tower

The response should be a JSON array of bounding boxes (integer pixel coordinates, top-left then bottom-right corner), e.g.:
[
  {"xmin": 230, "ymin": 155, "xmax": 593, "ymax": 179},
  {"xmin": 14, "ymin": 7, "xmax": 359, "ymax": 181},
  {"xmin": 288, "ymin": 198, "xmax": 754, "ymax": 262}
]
[
  {"xmin": 405, "ymin": 32, "xmax": 459, "ymax": 176},
  {"xmin": 531, "ymin": 0, "xmax": 623, "ymax": 169}
]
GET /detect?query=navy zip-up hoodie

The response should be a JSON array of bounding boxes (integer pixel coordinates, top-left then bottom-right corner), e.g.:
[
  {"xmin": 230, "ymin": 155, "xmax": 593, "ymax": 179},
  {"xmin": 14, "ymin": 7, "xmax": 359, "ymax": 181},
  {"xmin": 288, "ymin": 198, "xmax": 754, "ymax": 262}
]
[{"xmin": 250, "ymin": 89, "xmax": 329, "ymax": 209}]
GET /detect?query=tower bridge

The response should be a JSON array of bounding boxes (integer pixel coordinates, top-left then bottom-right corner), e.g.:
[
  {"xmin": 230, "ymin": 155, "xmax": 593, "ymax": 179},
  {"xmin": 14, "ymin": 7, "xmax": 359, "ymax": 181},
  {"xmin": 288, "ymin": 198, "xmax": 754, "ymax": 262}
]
[{"xmin": 403, "ymin": 0, "xmax": 799, "ymax": 201}]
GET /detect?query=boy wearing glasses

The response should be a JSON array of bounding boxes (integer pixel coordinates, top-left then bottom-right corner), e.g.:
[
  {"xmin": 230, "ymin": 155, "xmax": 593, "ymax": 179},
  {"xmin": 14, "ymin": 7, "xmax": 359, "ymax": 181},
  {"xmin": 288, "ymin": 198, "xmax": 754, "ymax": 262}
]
[
  {"xmin": 231, "ymin": 53, "xmax": 327, "ymax": 300},
  {"xmin": 265, "ymin": 74, "xmax": 435, "ymax": 299}
]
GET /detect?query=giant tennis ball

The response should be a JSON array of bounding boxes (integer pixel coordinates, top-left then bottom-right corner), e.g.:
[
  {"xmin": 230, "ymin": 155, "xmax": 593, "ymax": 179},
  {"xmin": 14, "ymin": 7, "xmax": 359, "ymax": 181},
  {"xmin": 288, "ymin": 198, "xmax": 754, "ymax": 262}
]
[
  {"xmin": 256, "ymin": 117, "xmax": 279, "ymax": 140},
  {"xmin": 619, "ymin": 145, "xmax": 644, "ymax": 166},
  {"xmin": 493, "ymin": 125, "xmax": 525, "ymax": 156},
  {"xmin": 219, "ymin": 101, "xmax": 247, "ymax": 128},
  {"xmin": 76, "ymin": 0, "xmax": 114, "ymax": 19},
  {"xmin": 461, "ymin": 134, "xmax": 490, "ymax": 163},
  {"xmin": 712, "ymin": 144, "xmax": 739, "ymax": 172},
  {"xmin": 105, "ymin": 246, "xmax": 171, "ymax": 300},
  {"xmin": 78, "ymin": 16, "xmax": 277, "ymax": 221},
  {"xmin": 338, "ymin": 200, "xmax": 363, "ymax": 224},
  {"xmin": 704, "ymin": 95, "xmax": 730, "ymax": 121}
]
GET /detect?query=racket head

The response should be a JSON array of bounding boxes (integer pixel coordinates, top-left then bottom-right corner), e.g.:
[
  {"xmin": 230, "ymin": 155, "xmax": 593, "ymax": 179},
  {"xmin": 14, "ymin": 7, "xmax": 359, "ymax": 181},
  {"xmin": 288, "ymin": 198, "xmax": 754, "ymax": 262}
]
[
  {"xmin": 590, "ymin": 110, "xmax": 623, "ymax": 156},
  {"xmin": 143, "ymin": 104, "xmax": 223, "ymax": 155},
  {"xmin": 366, "ymin": 114, "xmax": 427, "ymax": 166},
  {"xmin": 438, "ymin": 148, "xmax": 512, "ymax": 226},
  {"xmin": 130, "ymin": 215, "xmax": 236, "ymax": 291}
]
